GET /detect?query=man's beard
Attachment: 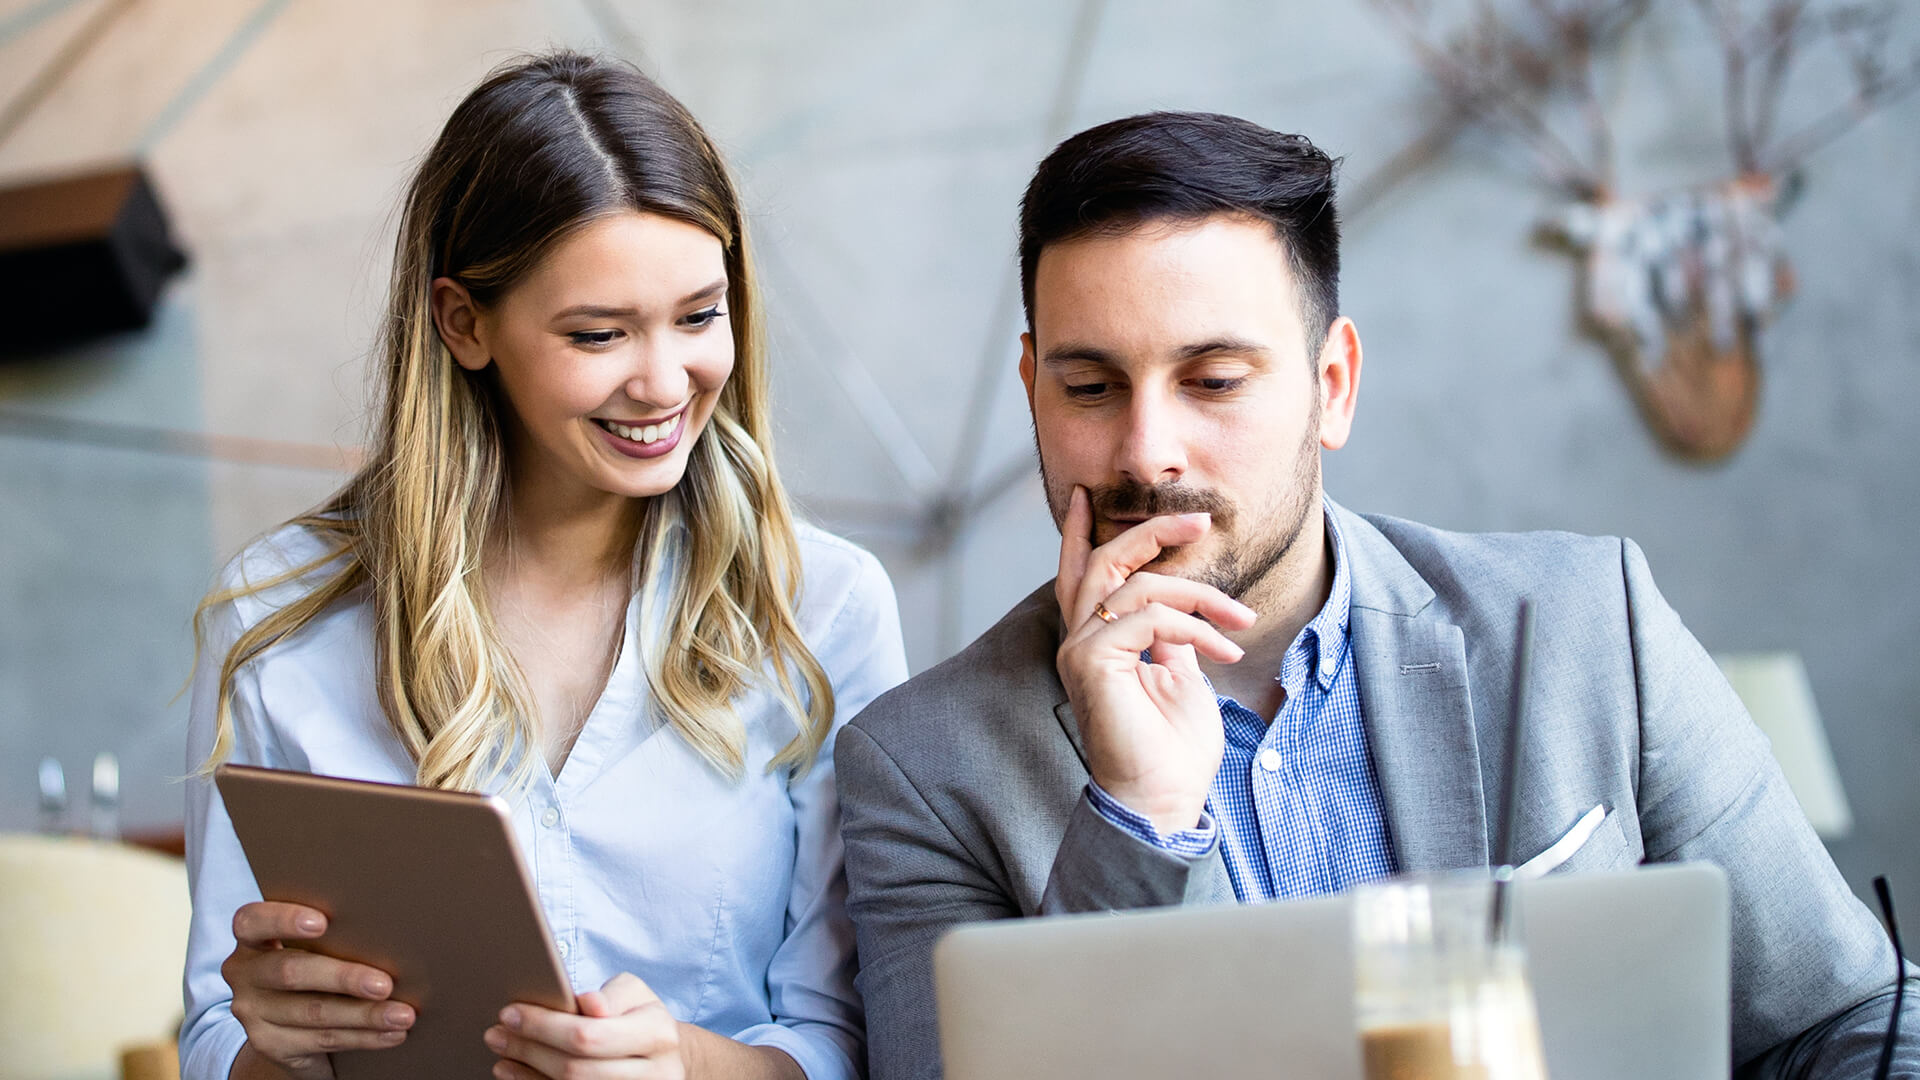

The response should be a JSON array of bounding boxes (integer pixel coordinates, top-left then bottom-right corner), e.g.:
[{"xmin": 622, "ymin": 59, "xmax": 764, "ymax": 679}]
[{"xmin": 1038, "ymin": 417, "xmax": 1322, "ymax": 602}]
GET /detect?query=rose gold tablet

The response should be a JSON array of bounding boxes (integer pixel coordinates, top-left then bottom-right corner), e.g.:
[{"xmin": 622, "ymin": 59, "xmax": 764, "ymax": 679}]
[{"xmin": 214, "ymin": 764, "xmax": 575, "ymax": 1080}]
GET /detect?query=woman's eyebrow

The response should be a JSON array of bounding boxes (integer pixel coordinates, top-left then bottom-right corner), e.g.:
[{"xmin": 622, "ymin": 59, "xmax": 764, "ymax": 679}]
[{"xmin": 551, "ymin": 280, "xmax": 729, "ymax": 322}]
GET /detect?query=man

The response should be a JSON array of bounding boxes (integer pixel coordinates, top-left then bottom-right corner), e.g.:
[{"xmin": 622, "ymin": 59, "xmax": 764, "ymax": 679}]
[{"xmin": 835, "ymin": 112, "xmax": 1914, "ymax": 1080}]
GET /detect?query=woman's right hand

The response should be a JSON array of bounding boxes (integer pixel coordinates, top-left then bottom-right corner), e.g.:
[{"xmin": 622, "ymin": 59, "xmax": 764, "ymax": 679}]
[{"xmin": 221, "ymin": 901, "xmax": 414, "ymax": 1080}]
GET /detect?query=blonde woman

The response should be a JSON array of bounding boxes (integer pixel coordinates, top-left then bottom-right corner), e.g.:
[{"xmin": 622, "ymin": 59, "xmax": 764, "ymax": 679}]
[{"xmin": 181, "ymin": 53, "xmax": 904, "ymax": 1080}]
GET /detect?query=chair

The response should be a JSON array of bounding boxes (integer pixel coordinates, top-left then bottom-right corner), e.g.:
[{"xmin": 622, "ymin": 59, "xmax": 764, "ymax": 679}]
[{"xmin": 0, "ymin": 834, "xmax": 189, "ymax": 1080}]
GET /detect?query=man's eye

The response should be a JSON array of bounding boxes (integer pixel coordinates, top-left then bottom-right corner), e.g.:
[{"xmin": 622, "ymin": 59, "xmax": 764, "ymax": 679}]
[
  {"xmin": 683, "ymin": 305, "xmax": 726, "ymax": 328},
  {"xmin": 1063, "ymin": 383, "xmax": 1110, "ymax": 398},
  {"xmin": 1195, "ymin": 377, "xmax": 1245, "ymax": 393},
  {"xmin": 569, "ymin": 329, "xmax": 621, "ymax": 347}
]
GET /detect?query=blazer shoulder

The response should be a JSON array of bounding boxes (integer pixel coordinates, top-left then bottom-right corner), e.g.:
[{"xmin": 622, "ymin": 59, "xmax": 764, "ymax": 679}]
[
  {"xmin": 848, "ymin": 580, "xmax": 1061, "ymax": 752},
  {"xmin": 1357, "ymin": 511, "xmax": 1638, "ymax": 625}
]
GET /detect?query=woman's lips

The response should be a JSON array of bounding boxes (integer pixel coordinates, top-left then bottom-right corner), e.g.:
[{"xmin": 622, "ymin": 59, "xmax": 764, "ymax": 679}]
[{"xmin": 593, "ymin": 410, "xmax": 685, "ymax": 459}]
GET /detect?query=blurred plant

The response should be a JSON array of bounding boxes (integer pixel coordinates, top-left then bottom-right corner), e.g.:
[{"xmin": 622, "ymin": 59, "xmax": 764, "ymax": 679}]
[{"xmin": 1370, "ymin": 0, "xmax": 1920, "ymax": 460}]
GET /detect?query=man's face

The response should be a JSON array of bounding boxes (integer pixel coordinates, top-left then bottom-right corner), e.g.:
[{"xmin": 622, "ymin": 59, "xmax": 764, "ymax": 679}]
[{"xmin": 1020, "ymin": 213, "xmax": 1354, "ymax": 600}]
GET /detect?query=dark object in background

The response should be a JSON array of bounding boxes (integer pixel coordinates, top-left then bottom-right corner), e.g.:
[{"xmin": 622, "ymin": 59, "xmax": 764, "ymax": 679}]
[{"xmin": 0, "ymin": 163, "xmax": 187, "ymax": 349}]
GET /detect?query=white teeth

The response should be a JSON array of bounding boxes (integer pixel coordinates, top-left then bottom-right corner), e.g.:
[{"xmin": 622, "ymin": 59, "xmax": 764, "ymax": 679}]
[{"xmin": 602, "ymin": 414, "xmax": 679, "ymax": 445}]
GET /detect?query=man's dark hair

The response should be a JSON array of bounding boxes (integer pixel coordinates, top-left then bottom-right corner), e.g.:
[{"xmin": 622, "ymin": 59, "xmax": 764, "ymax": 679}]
[{"xmin": 1018, "ymin": 111, "xmax": 1341, "ymax": 348}]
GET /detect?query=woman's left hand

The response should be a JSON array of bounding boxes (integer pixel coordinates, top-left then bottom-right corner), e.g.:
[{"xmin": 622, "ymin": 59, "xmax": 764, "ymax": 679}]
[{"xmin": 486, "ymin": 972, "xmax": 683, "ymax": 1080}]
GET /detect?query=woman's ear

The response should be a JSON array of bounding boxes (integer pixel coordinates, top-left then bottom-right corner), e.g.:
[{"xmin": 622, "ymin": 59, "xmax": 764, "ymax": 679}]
[{"xmin": 430, "ymin": 277, "xmax": 492, "ymax": 372}]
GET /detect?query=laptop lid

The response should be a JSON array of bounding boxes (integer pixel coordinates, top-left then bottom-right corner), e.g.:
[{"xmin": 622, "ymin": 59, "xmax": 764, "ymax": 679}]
[{"xmin": 934, "ymin": 863, "xmax": 1729, "ymax": 1080}]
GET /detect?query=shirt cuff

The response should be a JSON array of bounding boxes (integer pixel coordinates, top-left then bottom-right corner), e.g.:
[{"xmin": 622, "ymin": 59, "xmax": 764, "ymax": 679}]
[
  {"xmin": 178, "ymin": 1007, "xmax": 248, "ymax": 1080},
  {"xmin": 734, "ymin": 1021, "xmax": 859, "ymax": 1080},
  {"xmin": 1085, "ymin": 781, "xmax": 1216, "ymax": 857}
]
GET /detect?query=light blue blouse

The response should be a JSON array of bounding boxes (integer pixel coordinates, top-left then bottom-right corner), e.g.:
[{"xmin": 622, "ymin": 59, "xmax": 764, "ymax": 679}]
[{"xmin": 180, "ymin": 521, "xmax": 907, "ymax": 1080}]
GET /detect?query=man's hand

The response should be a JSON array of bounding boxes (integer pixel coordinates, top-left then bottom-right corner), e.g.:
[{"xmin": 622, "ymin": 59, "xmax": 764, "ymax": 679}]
[{"xmin": 1054, "ymin": 485, "xmax": 1256, "ymax": 834}]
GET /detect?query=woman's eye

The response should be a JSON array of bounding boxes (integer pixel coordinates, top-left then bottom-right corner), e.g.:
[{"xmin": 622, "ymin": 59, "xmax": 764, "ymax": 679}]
[
  {"xmin": 568, "ymin": 329, "xmax": 622, "ymax": 347},
  {"xmin": 683, "ymin": 305, "xmax": 726, "ymax": 329}
]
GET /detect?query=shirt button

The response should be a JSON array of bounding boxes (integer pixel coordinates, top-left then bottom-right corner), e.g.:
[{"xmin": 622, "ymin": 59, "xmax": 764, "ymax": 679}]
[
  {"xmin": 1320, "ymin": 657, "xmax": 1337, "ymax": 677},
  {"xmin": 556, "ymin": 939, "xmax": 570, "ymax": 958},
  {"xmin": 1258, "ymin": 748, "xmax": 1283, "ymax": 772},
  {"xmin": 540, "ymin": 806, "xmax": 560, "ymax": 828}
]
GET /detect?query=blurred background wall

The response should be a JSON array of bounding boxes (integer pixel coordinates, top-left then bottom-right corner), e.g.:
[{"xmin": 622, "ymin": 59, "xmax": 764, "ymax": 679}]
[{"xmin": 1, "ymin": 0, "xmax": 1914, "ymax": 904}]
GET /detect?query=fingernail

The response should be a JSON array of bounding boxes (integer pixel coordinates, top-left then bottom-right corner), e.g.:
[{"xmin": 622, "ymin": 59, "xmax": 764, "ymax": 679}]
[
  {"xmin": 1178, "ymin": 512, "xmax": 1210, "ymax": 524},
  {"xmin": 384, "ymin": 1004, "xmax": 412, "ymax": 1028},
  {"xmin": 362, "ymin": 975, "xmax": 389, "ymax": 997},
  {"xmin": 382, "ymin": 1030, "xmax": 406, "ymax": 1044},
  {"xmin": 493, "ymin": 1064, "xmax": 512, "ymax": 1080},
  {"xmin": 500, "ymin": 1006, "xmax": 522, "ymax": 1030},
  {"xmin": 297, "ymin": 914, "xmax": 323, "ymax": 933},
  {"xmin": 484, "ymin": 1027, "xmax": 507, "ymax": 1052}
]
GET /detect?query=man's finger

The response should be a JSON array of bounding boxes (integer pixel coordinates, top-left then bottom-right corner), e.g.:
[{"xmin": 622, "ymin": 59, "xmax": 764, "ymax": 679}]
[
  {"xmin": 1055, "ymin": 485, "xmax": 1094, "ymax": 617},
  {"xmin": 232, "ymin": 901, "xmax": 329, "ymax": 946},
  {"xmin": 1147, "ymin": 639, "xmax": 1201, "ymax": 675},
  {"xmin": 1082, "ymin": 602, "xmax": 1245, "ymax": 666},
  {"xmin": 1088, "ymin": 572, "xmax": 1255, "ymax": 632},
  {"xmin": 1067, "ymin": 513, "xmax": 1212, "ymax": 627}
]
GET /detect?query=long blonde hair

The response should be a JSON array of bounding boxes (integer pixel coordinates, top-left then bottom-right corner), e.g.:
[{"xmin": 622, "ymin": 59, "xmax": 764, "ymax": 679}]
[{"xmin": 195, "ymin": 52, "xmax": 833, "ymax": 789}]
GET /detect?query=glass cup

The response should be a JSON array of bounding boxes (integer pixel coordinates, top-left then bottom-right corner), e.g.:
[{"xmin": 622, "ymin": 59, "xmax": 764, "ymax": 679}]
[{"xmin": 1352, "ymin": 872, "xmax": 1551, "ymax": 1080}]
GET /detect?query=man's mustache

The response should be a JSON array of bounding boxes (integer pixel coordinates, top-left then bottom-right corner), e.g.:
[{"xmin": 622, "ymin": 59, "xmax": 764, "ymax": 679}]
[{"xmin": 1087, "ymin": 481, "xmax": 1234, "ymax": 526}]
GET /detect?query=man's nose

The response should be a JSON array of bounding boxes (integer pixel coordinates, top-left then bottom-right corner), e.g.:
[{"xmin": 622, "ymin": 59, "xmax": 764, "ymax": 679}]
[{"xmin": 1112, "ymin": 390, "xmax": 1187, "ymax": 487}]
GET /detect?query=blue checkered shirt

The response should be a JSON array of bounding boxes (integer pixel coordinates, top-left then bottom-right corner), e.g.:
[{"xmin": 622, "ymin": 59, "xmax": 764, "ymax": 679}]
[{"xmin": 1086, "ymin": 506, "xmax": 1399, "ymax": 901}]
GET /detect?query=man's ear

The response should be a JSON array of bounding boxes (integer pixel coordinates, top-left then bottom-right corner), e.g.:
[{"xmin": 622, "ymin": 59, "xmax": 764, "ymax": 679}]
[
  {"xmin": 430, "ymin": 277, "xmax": 491, "ymax": 372},
  {"xmin": 1316, "ymin": 316, "xmax": 1362, "ymax": 451},
  {"xmin": 1019, "ymin": 331, "xmax": 1039, "ymax": 414}
]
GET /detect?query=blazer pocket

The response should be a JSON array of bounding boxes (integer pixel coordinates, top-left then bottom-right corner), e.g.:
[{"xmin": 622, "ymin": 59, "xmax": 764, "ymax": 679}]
[{"xmin": 1545, "ymin": 807, "xmax": 1638, "ymax": 876}]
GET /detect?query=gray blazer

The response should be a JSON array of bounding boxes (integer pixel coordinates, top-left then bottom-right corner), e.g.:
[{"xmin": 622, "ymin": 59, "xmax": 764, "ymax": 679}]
[{"xmin": 837, "ymin": 502, "xmax": 1911, "ymax": 1080}]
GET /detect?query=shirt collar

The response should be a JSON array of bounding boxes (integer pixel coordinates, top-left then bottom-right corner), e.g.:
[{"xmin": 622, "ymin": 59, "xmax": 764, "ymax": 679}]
[{"xmin": 1285, "ymin": 499, "xmax": 1352, "ymax": 695}]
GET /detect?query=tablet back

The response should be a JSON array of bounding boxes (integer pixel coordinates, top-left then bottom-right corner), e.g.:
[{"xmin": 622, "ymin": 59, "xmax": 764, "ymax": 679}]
[{"xmin": 216, "ymin": 764, "xmax": 574, "ymax": 1080}]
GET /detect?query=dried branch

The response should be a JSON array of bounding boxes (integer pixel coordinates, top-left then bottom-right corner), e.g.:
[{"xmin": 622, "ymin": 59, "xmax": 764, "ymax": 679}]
[
  {"xmin": 1750, "ymin": 1, "xmax": 1920, "ymax": 172},
  {"xmin": 1751, "ymin": 0, "xmax": 1812, "ymax": 155},
  {"xmin": 1373, "ymin": 0, "xmax": 1647, "ymax": 199}
]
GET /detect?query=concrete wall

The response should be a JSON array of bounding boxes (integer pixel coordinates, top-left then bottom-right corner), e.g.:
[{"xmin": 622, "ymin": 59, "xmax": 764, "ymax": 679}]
[{"xmin": 2, "ymin": 0, "xmax": 1913, "ymax": 901}]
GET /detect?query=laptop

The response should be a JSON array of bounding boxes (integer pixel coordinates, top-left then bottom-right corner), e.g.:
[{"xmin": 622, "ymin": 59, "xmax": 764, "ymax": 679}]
[{"xmin": 934, "ymin": 863, "xmax": 1729, "ymax": 1080}]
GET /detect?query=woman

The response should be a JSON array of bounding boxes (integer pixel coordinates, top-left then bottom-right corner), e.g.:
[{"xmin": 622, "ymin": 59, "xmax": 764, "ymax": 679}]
[{"xmin": 181, "ymin": 52, "xmax": 905, "ymax": 1080}]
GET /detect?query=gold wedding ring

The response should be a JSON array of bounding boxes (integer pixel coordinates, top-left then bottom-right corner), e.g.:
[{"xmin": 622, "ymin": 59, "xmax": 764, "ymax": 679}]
[{"xmin": 1092, "ymin": 601, "xmax": 1119, "ymax": 624}]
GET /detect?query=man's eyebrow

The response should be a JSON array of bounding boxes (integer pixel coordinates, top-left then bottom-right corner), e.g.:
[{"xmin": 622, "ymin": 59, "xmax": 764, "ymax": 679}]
[
  {"xmin": 1040, "ymin": 344, "xmax": 1121, "ymax": 367},
  {"xmin": 1175, "ymin": 336, "xmax": 1270, "ymax": 361},
  {"xmin": 1041, "ymin": 337, "xmax": 1271, "ymax": 366},
  {"xmin": 551, "ymin": 279, "xmax": 728, "ymax": 321}
]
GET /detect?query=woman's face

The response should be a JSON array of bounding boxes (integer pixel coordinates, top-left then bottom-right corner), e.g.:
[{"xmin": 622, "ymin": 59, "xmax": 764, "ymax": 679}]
[{"xmin": 436, "ymin": 211, "xmax": 736, "ymax": 503}]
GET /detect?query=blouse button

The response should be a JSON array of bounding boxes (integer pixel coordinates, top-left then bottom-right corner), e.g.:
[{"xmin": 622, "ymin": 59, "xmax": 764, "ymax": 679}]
[{"xmin": 540, "ymin": 806, "xmax": 561, "ymax": 828}]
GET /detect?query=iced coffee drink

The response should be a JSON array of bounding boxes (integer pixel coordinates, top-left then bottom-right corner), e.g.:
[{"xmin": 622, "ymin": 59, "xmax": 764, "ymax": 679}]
[{"xmin": 1353, "ymin": 874, "xmax": 1549, "ymax": 1080}]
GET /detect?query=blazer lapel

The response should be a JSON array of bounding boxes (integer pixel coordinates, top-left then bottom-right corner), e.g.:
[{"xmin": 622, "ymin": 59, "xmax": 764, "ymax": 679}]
[{"xmin": 1335, "ymin": 503, "xmax": 1490, "ymax": 872}]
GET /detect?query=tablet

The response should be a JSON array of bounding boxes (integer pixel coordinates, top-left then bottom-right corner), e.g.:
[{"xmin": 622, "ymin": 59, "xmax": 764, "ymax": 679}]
[{"xmin": 214, "ymin": 764, "xmax": 575, "ymax": 1080}]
